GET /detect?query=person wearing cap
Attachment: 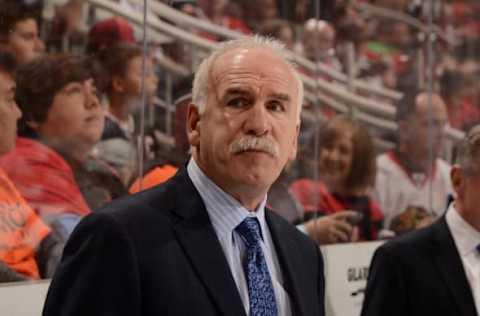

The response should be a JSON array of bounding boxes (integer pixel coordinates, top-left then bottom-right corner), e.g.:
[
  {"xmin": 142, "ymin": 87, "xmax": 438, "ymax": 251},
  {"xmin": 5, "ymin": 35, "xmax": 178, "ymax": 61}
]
[
  {"xmin": 86, "ymin": 17, "xmax": 135, "ymax": 56},
  {"xmin": 362, "ymin": 125, "xmax": 480, "ymax": 316}
]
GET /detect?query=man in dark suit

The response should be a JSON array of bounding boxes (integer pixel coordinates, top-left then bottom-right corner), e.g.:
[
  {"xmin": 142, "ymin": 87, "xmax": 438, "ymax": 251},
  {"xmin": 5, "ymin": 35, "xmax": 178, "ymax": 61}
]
[
  {"xmin": 42, "ymin": 36, "xmax": 325, "ymax": 316},
  {"xmin": 361, "ymin": 125, "xmax": 480, "ymax": 316}
]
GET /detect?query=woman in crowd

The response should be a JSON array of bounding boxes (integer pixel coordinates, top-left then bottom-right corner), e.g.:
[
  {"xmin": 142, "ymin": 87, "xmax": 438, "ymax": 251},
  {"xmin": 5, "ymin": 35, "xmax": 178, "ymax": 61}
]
[{"xmin": 290, "ymin": 115, "xmax": 384, "ymax": 241}]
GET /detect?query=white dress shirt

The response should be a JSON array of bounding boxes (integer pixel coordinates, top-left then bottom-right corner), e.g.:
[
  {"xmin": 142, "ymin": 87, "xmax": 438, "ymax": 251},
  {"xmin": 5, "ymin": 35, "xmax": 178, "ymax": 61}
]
[
  {"xmin": 187, "ymin": 159, "xmax": 292, "ymax": 316},
  {"xmin": 446, "ymin": 203, "xmax": 480, "ymax": 315}
]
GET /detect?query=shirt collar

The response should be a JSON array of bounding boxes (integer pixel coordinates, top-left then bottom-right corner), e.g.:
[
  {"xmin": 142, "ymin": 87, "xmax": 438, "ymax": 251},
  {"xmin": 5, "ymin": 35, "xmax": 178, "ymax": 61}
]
[
  {"xmin": 446, "ymin": 202, "xmax": 480, "ymax": 257},
  {"xmin": 187, "ymin": 158, "xmax": 268, "ymax": 242}
]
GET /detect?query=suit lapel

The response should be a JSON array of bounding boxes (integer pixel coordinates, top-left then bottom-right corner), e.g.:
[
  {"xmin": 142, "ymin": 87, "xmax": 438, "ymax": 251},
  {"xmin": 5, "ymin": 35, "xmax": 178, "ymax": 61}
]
[
  {"xmin": 430, "ymin": 217, "xmax": 477, "ymax": 316},
  {"xmin": 266, "ymin": 210, "xmax": 306, "ymax": 316},
  {"xmin": 170, "ymin": 169, "xmax": 246, "ymax": 316}
]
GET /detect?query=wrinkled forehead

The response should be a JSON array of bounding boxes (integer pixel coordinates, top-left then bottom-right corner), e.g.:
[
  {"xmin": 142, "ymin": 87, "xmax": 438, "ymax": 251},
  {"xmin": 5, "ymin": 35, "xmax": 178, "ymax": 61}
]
[{"xmin": 210, "ymin": 47, "xmax": 298, "ymax": 94}]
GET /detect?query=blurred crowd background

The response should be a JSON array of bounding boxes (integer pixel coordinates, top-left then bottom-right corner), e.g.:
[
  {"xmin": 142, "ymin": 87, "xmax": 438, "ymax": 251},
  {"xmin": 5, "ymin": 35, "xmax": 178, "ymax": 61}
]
[{"xmin": 0, "ymin": 0, "xmax": 479, "ymax": 282}]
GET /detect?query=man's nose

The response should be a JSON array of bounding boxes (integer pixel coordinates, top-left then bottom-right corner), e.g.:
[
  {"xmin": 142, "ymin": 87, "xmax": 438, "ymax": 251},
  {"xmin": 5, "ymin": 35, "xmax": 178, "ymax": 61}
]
[
  {"xmin": 243, "ymin": 103, "xmax": 270, "ymax": 136},
  {"xmin": 35, "ymin": 37, "xmax": 45, "ymax": 52}
]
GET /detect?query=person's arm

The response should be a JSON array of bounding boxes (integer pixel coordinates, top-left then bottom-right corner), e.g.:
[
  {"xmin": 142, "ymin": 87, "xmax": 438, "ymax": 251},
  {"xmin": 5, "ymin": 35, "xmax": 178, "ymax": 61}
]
[
  {"xmin": 297, "ymin": 211, "xmax": 358, "ymax": 244},
  {"xmin": 36, "ymin": 214, "xmax": 82, "ymax": 278},
  {"xmin": 0, "ymin": 260, "xmax": 28, "ymax": 283},
  {"xmin": 42, "ymin": 212, "xmax": 142, "ymax": 316},
  {"xmin": 360, "ymin": 245, "xmax": 408, "ymax": 316}
]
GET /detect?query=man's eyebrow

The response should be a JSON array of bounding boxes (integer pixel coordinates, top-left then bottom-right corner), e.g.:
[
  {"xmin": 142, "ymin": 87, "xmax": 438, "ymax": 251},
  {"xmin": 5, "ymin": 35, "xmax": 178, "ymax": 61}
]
[
  {"xmin": 269, "ymin": 93, "xmax": 291, "ymax": 102},
  {"xmin": 223, "ymin": 87, "xmax": 252, "ymax": 96}
]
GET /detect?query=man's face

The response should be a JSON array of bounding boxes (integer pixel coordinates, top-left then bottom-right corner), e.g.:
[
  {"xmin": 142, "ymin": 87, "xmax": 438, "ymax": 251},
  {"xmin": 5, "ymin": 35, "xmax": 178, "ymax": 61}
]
[
  {"xmin": 114, "ymin": 55, "xmax": 158, "ymax": 108},
  {"xmin": 35, "ymin": 79, "xmax": 104, "ymax": 159},
  {"xmin": 452, "ymin": 160, "xmax": 480, "ymax": 219},
  {"xmin": 302, "ymin": 24, "xmax": 335, "ymax": 60},
  {"xmin": 401, "ymin": 94, "xmax": 448, "ymax": 165},
  {"xmin": 187, "ymin": 47, "xmax": 300, "ymax": 203},
  {"xmin": 0, "ymin": 71, "xmax": 21, "ymax": 155},
  {"xmin": 7, "ymin": 18, "xmax": 45, "ymax": 65}
]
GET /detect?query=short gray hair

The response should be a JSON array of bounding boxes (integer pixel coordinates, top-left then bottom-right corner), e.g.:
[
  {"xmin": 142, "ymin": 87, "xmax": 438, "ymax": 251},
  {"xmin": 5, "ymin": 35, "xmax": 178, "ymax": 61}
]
[
  {"xmin": 191, "ymin": 35, "xmax": 304, "ymax": 122},
  {"xmin": 454, "ymin": 125, "xmax": 480, "ymax": 171}
]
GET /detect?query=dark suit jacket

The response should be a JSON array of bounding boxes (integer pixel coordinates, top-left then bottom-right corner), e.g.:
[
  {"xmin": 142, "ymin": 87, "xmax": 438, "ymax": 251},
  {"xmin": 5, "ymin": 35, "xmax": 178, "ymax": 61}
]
[
  {"xmin": 361, "ymin": 217, "xmax": 477, "ymax": 316},
  {"xmin": 43, "ymin": 168, "xmax": 325, "ymax": 316}
]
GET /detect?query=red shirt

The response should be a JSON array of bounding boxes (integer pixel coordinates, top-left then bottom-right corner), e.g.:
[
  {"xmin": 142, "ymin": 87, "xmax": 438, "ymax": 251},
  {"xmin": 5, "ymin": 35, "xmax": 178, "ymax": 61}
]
[{"xmin": 0, "ymin": 137, "xmax": 91, "ymax": 221}]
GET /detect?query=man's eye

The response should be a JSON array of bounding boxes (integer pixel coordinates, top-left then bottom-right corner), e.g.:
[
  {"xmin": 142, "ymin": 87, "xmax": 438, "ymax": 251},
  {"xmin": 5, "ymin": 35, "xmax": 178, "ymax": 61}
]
[
  {"xmin": 19, "ymin": 33, "xmax": 35, "ymax": 41},
  {"xmin": 267, "ymin": 101, "xmax": 285, "ymax": 112},
  {"xmin": 227, "ymin": 97, "xmax": 249, "ymax": 108}
]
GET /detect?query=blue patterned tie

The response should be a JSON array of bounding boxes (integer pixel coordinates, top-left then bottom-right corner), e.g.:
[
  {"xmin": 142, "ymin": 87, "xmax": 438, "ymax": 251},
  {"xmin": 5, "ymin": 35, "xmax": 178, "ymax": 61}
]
[{"xmin": 236, "ymin": 217, "xmax": 278, "ymax": 316}]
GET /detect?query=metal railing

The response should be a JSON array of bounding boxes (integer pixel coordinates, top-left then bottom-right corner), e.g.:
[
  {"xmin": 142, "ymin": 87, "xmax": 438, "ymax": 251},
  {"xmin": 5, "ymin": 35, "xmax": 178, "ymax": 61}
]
[{"xmin": 83, "ymin": 0, "xmax": 465, "ymax": 143}]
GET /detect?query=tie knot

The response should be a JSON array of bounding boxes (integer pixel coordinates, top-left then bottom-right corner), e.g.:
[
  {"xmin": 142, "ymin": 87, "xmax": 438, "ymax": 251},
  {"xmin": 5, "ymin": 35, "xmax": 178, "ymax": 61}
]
[
  {"xmin": 476, "ymin": 244, "xmax": 480, "ymax": 254},
  {"xmin": 236, "ymin": 217, "xmax": 263, "ymax": 247}
]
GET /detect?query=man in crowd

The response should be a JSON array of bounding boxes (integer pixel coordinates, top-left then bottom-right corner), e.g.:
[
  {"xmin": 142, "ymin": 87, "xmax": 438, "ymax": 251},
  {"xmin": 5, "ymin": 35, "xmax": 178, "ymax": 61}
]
[
  {"xmin": 0, "ymin": 1, "xmax": 45, "ymax": 65},
  {"xmin": 43, "ymin": 36, "xmax": 325, "ymax": 315},
  {"xmin": 0, "ymin": 50, "xmax": 60, "ymax": 281},
  {"xmin": 361, "ymin": 124, "xmax": 480, "ymax": 316},
  {"xmin": 374, "ymin": 90, "xmax": 453, "ymax": 232},
  {"xmin": 301, "ymin": 19, "xmax": 342, "ymax": 72}
]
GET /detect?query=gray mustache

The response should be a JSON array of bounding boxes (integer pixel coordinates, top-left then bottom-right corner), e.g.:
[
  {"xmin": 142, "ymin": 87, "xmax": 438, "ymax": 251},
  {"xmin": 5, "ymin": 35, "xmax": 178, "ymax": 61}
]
[{"xmin": 230, "ymin": 137, "xmax": 279, "ymax": 157}]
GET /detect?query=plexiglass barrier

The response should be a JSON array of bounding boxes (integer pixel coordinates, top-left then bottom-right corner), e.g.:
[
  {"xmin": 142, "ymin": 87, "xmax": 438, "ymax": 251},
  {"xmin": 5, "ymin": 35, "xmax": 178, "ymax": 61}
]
[{"xmin": 0, "ymin": 0, "xmax": 478, "ymax": 315}]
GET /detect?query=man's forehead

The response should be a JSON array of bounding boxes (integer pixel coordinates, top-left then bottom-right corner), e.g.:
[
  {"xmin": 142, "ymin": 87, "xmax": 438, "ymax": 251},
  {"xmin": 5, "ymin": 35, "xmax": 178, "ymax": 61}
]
[
  {"xmin": 211, "ymin": 48, "xmax": 296, "ymax": 87},
  {"xmin": 213, "ymin": 47, "xmax": 291, "ymax": 73},
  {"xmin": 415, "ymin": 94, "xmax": 447, "ymax": 116},
  {"xmin": 13, "ymin": 18, "xmax": 38, "ymax": 32}
]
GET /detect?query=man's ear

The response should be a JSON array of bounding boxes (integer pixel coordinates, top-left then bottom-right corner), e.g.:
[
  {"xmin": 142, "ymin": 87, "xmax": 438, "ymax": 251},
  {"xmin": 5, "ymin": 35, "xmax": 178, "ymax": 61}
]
[
  {"xmin": 288, "ymin": 124, "xmax": 300, "ymax": 161},
  {"xmin": 186, "ymin": 103, "xmax": 201, "ymax": 148},
  {"xmin": 451, "ymin": 165, "xmax": 464, "ymax": 199}
]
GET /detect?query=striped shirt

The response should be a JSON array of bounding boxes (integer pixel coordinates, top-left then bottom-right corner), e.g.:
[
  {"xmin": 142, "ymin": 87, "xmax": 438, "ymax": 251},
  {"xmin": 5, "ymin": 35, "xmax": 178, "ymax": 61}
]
[{"xmin": 187, "ymin": 158, "xmax": 292, "ymax": 316}]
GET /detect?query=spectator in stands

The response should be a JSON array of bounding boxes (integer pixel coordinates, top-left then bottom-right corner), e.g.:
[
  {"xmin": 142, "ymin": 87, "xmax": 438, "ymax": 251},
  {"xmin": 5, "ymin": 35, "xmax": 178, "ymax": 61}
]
[
  {"xmin": 361, "ymin": 124, "xmax": 480, "ymax": 316},
  {"xmin": 0, "ymin": 0, "xmax": 45, "ymax": 65},
  {"xmin": 259, "ymin": 19, "xmax": 295, "ymax": 51},
  {"xmin": 0, "ymin": 54, "xmax": 123, "ymax": 224},
  {"xmin": 0, "ymin": 50, "xmax": 64, "ymax": 281},
  {"xmin": 300, "ymin": 19, "xmax": 342, "ymax": 72},
  {"xmin": 375, "ymin": 90, "xmax": 453, "ymax": 233},
  {"xmin": 290, "ymin": 116, "xmax": 384, "ymax": 242},
  {"xmin": 47, "ymin": 0, "xmax": 86, "ymax": 52},
  {"xmin": 96, "ymin": 42, "xmax": 158, "ymax": 184},
  {"xmin": 196, "ymin": 0, "xmax": 251, "ymax": 36},
  {"xmin": 86, "ymin": 17, "xmax": 135, "ymax": 56},
  {"xmin": 440, "ymin": 70, "xmax": 480, "ymax": 132},
  {"xmin": 169, "ymin": 0, "xmax": 200, "ymax": 17},
  {"xmin": 332, "ymin": 3, "xmax": 379, "ymax": 82},
  {"xmin": 241, "ymin": 0, "xmax": 279, "ymax": 31}
]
